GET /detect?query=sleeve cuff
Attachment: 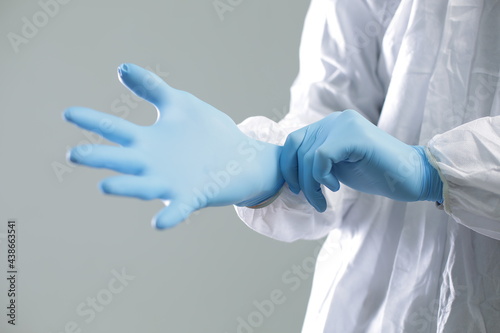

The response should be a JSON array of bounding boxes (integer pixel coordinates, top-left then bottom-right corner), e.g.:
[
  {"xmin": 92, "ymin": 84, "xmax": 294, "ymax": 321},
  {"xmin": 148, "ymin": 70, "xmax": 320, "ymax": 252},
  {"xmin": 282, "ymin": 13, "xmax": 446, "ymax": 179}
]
[{"xmin": 424, "ymin": 146, "xmax": 451, "ymax": 213}]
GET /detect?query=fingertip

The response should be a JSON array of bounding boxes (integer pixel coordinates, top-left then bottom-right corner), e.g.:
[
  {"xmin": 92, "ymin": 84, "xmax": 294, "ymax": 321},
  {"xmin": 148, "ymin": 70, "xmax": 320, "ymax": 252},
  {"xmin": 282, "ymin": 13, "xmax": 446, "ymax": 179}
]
[
  {"xmin": 118, "ymin": 63, "xmax": 136, "ymax": 79},
  {"xmin": 305, "ymin": 188, "xmax": 327, "ymax": 212},
  {"xmin": 152, "ymin": 215, "xmax": 175, "ymax": 230},
  {"xmin": 66, "ymin": 144, "xmax": 101, "ymax": 167},
  {"xmin": 117, "ymin": 63, "xmax": 138, "ymax": 84},
  {"xmin": 152, "ymin": 200, "xmax": 194, "ymax": 230},
  {"xmin": 98, "ymin": 179, "xmax": 112, "ymax": 195},
  {"xmin": 151, "ymin": 216, "xmax": 163, "ymax": 230},
  {"xmin": 63, "ymin": 107, "xmax": 79, "ymax": 122},
  {"xmin": 118, "ymin": 63, "xmax": 129, "ymax": 77},
  {"xmin": 66, "ymin": 148, "xmax": 78, "ymax": 163},
  {"xmin": 316, "ymin": 200, "xmax": 327, "ymax": 213},
  {"xmin": 63, "ymin": 108, "xmax": 72, "ymax": 121},
  {"xmin": 151, "ymin": 200, "xmax": 171, "ymax": 230},
  {"xmin": 314, "ymin": 194, "xmax": 327, "ymax": 212},
  {"xmin": 314, "ymin": 206, "xmax": 325, "ymax": 213},
  {"xmin": 63, "ymin": 106, "xmax": 89, "ymax": 124},
  {"xmin": 323, "ymin": 174, "xmax": 341, "ymax": 192},
  {"xmin": 288, "ymin": 184, "xmax": 300, "ymax": 194},
  {"xmin": 311, "ymin": 198, "xmax": 326, "ymax": 213},
  {"xmin": 325, "ymin": 183, "xmax": 341, "ymax": 192}
]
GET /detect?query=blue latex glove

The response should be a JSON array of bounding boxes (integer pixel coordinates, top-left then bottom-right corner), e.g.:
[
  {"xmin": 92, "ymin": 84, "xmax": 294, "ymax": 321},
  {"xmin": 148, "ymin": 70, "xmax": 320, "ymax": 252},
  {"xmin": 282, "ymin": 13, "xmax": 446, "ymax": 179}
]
[
  {"xmin": 280, "ymin": 110, "xmax": 443, "ymax": 212},
  {"xmin": 64, "ymin": 63, "xmax": 283, "ymax": 229}
]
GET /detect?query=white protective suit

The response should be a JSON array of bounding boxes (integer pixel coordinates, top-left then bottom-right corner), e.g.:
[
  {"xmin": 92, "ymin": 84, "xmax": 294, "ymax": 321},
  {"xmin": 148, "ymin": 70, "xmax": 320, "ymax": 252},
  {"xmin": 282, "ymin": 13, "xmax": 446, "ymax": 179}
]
[{"xmin": 236, "ymin": 0, "xmax": 500, "ymax": 332}]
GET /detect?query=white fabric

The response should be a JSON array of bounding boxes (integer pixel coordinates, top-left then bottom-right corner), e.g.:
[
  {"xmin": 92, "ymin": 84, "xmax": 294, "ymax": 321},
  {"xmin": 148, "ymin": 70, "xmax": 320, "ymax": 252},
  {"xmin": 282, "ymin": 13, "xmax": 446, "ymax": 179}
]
[
  {"xmin": 235, "ymin": 0, "xmax": 500, "ymax": 332},
  {"xmin": 428, "ymin": 117, "xmax": 500, "ymax": 240}
]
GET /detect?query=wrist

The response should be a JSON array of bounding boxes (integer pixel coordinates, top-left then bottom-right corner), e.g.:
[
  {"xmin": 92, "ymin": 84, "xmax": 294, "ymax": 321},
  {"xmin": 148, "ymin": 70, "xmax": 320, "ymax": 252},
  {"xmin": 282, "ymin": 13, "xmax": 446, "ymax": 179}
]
[
  {"xmin": 414, "ymin": 146, "xmax": 444, "ymax": 203},
  {"xmin": 235, "ymin": 144, "xmax": 284, "ymax": 207}
]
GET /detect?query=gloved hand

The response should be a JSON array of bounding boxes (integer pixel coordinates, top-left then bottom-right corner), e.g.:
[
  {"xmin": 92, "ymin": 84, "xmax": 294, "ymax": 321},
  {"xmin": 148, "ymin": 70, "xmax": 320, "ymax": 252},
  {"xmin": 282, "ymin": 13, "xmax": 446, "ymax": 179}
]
[
  {"xmin": 280, "ymin": 110, "xmax": 443, "ymax": 212},
  {"xmin": 64, "ymin": 63, "xmax": 283, "ymax": 229}
]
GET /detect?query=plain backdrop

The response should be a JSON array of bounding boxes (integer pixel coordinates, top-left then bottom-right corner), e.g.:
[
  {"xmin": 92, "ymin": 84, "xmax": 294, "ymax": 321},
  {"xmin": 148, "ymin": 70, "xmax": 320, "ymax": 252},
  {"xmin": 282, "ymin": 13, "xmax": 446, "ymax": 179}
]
[{"xmin": 0, "ymin": 0, "xmax": 323, "ymax": 332}]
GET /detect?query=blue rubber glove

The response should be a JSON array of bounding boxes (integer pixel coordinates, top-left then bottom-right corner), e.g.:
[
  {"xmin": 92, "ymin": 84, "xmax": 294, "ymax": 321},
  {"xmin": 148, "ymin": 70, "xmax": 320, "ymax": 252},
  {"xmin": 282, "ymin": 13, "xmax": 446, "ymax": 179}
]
[
  {"xmin": 280, "ymin": 110, "xmax": 443, "ymax": 212},
  {"xmin": 64, "ymin": 63, "xmax": 283, "ymax": 229}
]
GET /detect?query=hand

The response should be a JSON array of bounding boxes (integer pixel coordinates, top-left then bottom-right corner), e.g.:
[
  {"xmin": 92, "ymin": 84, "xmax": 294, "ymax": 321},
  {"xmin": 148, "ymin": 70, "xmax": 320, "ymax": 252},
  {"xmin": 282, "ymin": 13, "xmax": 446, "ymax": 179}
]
[
  {"xmin": 64, "ymin": 63, "xmax": 283, "ymax": 229},
  {"xmin": 280, "ymin": 110, "xmax": 443, "ymax": 212}
]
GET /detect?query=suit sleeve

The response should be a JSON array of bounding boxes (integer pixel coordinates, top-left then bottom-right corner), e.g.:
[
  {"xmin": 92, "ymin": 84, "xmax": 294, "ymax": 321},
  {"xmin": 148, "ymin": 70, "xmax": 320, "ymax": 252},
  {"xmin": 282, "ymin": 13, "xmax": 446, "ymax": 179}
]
[{"xmin": 427, "ymin": 116, "xmax": 500, "ymax": 240}]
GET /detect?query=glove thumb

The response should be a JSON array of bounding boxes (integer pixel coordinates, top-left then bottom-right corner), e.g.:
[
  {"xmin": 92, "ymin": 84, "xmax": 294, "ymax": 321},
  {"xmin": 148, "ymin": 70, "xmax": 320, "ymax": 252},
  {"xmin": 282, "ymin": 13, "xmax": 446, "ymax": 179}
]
[
  {"xmin": 117, "ymin": 63, "xmax": 173, "ymax": 109},
  {"xmin": 152, "ymin": 200, "xmax": 195, "ymax": 229}
]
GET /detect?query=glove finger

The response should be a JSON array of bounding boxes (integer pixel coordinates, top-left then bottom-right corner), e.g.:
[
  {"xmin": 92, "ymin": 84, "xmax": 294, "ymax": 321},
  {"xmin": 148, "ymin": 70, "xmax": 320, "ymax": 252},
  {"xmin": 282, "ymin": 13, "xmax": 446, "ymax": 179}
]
[
  {"xmin": 300, "ymin": 150, "xmax": 327, "ymax": 212},
  {"xmin": 64, "ymin": 106, "xmax": 138, "ymax": 146},
  {"xmin": 280, "ymin": 128, "xmax": 307, "ymax": 194},
  {"xmin": 99, "ymin": 175, "xmax": 167, "ymax": 200},
  {"xmin": 68, "ymin": 144, "xmax": 145, "ymax": 175},
  {"xmin": 118, "ymin": 63, "xmax": 175, "ymax": 111},
  {"xmin": 152, "ymin": 200, "xmax": 195, "ymax": 229},
  {"xmin": 312, "ymin": 147, "xmax": 340, "ymax": 192}
]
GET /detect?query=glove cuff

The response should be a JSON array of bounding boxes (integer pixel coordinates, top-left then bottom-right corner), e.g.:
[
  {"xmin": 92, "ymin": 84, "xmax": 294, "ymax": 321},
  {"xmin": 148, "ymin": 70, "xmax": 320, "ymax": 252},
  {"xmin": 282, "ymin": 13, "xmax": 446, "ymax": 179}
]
[{"xmin": 413, "ymin": 146, "xmax": 444, "ymax": 203}]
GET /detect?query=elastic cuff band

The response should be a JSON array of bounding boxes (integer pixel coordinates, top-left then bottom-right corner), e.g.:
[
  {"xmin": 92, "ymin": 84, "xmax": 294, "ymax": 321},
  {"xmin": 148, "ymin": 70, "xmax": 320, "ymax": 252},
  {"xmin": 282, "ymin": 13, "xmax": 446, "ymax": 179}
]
[{"xmin": 424, "ymin": 146, "xmax": 450, "ymax": 213}]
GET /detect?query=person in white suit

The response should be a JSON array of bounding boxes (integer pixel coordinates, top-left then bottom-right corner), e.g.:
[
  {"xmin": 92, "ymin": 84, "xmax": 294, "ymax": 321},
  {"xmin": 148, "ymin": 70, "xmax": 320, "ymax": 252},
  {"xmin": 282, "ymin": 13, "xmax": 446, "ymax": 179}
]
[
  {"xmin": 64, "ymin": 0, "xmax": 500, "ymax": 331},
  {"xmin": 235, "ymin": 0, "xmax": 500, "ymax": 331}
]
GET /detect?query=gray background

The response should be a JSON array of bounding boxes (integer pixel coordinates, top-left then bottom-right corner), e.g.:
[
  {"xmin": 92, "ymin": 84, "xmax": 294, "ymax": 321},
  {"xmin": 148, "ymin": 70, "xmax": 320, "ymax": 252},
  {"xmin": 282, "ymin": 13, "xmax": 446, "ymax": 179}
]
[{"xmin": 0, "ymin": 0, "xmax": 321, "ymax": 332}]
